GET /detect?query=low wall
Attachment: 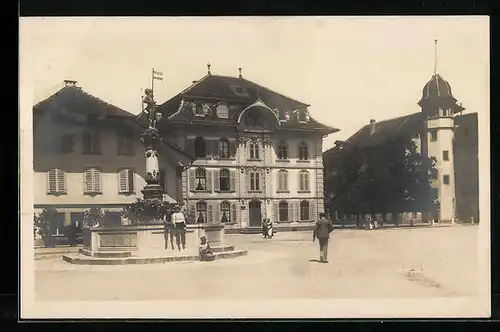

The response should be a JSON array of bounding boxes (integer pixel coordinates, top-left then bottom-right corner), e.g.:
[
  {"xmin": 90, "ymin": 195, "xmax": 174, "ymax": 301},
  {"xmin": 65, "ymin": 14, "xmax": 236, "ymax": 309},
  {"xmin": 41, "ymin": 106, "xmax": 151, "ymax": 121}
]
[{"xmin": 83, "ymin": 223, "xmax": 225, "ymax": 253}]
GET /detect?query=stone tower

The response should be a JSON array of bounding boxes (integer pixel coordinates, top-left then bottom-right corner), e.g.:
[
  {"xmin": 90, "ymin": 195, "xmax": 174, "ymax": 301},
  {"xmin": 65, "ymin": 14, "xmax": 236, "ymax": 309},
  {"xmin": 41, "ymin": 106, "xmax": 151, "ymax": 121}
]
[{"xmin": 418, "ymin": 43, "xmax": 465, "ymax": 222}]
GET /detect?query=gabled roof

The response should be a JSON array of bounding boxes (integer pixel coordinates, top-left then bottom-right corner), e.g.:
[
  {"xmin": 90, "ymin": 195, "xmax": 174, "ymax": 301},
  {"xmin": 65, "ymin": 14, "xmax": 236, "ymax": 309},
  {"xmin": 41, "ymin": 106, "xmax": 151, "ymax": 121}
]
[
  {"xmin": 33, "ymin": 83, "xmax": 195, "ymax": 162},
  {"xmin": 157, "ymin": 74, "xmax": 339, "ymax": 135},
  {"xmin": 33, "ymin": 85, "xmax": 133, "ymax": 118},
  {"xmin": 346, "ymin": 112, "xmax": 424, "ymax": 149}
]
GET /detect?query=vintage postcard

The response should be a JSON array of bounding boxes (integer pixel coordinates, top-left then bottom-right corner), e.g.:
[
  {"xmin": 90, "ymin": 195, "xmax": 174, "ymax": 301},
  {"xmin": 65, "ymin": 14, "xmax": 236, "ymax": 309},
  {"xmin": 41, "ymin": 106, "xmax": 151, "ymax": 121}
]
[{"xmin": 19, "ymin": 16, "xmax": 490, "ymax": 319}]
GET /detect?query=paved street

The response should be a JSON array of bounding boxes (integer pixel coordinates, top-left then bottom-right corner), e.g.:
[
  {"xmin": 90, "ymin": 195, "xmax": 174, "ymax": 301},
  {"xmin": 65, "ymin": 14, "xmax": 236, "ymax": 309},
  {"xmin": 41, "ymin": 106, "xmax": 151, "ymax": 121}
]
[{"xmin": 35, "ymin": 225, "xmax": 480, "ymax": 301}]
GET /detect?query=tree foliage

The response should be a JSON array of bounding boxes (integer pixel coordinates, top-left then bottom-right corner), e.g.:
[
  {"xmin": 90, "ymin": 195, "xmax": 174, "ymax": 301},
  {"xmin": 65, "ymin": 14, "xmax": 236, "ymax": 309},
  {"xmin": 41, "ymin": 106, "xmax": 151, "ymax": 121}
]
[
  {"xmin": 33, "ymin": 208, "xmax": 59, "ymax": 239},
  {"xmin": 83, "ymin": 207, "xmax": 107, "ymax": 227},
  {"xmin": 325, "ymin": 138, "xmax": 437, "ymax": 216}
]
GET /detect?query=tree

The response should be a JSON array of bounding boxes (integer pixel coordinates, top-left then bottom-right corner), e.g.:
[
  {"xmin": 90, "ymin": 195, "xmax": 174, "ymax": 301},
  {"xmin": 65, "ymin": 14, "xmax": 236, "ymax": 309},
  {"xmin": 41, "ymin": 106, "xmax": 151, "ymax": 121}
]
[
  {"xmin": 325, "ymin": 137, "xmax": 437, "ymax": 217},
  {"xmin": 33, "ymin": 208, "xmax": 59, "ymax": 247},
  {"xmin": 83, "ymin": 207, "xmax": 107, "ymax": 227}
]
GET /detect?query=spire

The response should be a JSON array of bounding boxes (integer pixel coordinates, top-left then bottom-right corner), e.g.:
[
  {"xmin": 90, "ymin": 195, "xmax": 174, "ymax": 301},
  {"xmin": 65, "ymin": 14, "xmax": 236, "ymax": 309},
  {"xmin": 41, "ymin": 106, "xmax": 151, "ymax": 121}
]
[{"xmin": 434, "ymin": 39, "xmax": 438, "ymax": 74}]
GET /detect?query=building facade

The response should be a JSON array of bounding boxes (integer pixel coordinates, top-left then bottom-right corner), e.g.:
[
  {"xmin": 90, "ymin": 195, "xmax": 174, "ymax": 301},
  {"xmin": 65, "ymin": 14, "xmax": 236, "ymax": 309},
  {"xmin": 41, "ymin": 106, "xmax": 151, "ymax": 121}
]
[
  {"xmin": 156, "ymin": 70, "xmax": 339, "ymax": 229},
  {"xmin": 324, "ymin": 70, "xmax": 479, "ymax": 223},
  {"xmin": 33, "ymin": 80, "xmax": 193, "ymax": 235}
]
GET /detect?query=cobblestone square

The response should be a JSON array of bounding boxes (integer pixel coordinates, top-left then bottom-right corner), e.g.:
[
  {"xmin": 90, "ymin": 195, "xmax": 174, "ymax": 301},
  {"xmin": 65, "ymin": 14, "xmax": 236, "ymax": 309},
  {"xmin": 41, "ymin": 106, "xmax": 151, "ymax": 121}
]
[{"xmin": 35, "ymin": 225, "xmax": 481, "ymax": 301}]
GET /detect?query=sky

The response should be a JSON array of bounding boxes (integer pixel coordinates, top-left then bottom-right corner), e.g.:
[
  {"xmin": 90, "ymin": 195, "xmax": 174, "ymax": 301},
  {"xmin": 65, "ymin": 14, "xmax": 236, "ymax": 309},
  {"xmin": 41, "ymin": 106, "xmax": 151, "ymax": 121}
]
[{"xmin": 20, "ymin": 16, "xmax": 489, "ymax": 151}]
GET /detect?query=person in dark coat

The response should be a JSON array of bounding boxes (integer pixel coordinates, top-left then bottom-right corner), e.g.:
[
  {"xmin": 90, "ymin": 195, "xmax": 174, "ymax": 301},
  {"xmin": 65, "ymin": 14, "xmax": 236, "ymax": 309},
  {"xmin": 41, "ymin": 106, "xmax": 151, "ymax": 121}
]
[
  {"xmin": 262, "ymin": 218, "xmax": 268, "ymax": 239},
  {"xmin": 312, "ymin": 213, "xmax": 334, "ymax": 263},
  {"xmin": 164, "ymin": 210, "xmax": 175, "ymax": 250}
]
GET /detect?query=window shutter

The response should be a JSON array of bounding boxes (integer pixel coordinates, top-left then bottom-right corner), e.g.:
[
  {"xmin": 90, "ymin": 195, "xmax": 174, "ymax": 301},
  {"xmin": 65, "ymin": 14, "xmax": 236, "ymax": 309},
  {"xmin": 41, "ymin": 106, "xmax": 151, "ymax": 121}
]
[
  {"xmin": 48, "ymin": 169, "xmax": 57, "ymax": 193},
  {"xmin": 215, "ymin": 203, "xmax": 221, "ymax": 223},
  {"xmin": 231, "ymin": 203, "xmax": 237, "ymax": 223},
  {"xmin": 214, "ymin": 169, "xmax": 220, "ymax": 191},
  {"xmin": 57, "ymin": 169, "xmax": 66, "ymax": 192},
  {"xmin": 284, "ymin": 171, "xmax": 289, "ymax": 191},
  {"xmin": 305, "ymin": 172, "xmax": 310, "ymax": 191},
  {"xmin": 230, "ymin": 170, "xmax": 236, "ymax": 191},
  {"xmin": 229, "ymin": 140, "xmax": 237, "ymax": 157},
  {"xmin": 93, "ymin": 169, "xmax": 102, "ymax": 193},
  {"xmin": 247, "ymin": 173, "xmax": 251, "ymax": 191},
  {"xmin": 189, "ymin": 169, "xmax": 196, "ymax": 191},
  {"xmin": 207, "ymin": 203, "xmax": 214, "ymax": 223},
  {"xmin": 212, "ymin": 140, "xmax": 219, "ymax": 158},
  {"xmin": 293, "ymin": 202, "xmax": 299, "ymax": 222},
  {"xmin": 119, "ymin": 169, "xmax": 128, "ymax": 192},
  {"xmin": 82, "ymin": 133, "xmax": 91, "ymax": 154},
  {"xmin": 247, "ymin": 143, "xmax": 251, "ymax": 159},
  {"xmin": 310, "ymin": 200, "xmax": 316, "ymax": 221},
  {"xmin": 273, "ymin": 201, "xmax": 279, "ymax": 222},
  {"xmin": 288, "ymin": 202, "xmax": 294, "ymax": 222},
  {"xmin": 276, "ymin": 172, "xmax": 281, "ymax": 191},
  {"xmin": 298, "ymin": 172, "xmax": 302, "ymax": 191},
  {"xmin": 206, "ymin": 170, "xmax": 213, "ymax": 191},
  {"xmin": 84, "ymin": 169, "xmax": 93, "ymax": 193},
  {"xmin": 188, "ymin": 203, "xmax": 196, "ymax": 223},
  {"xmin": 129, "ymin": 169, "xmax": 135, "ymax": 192}
]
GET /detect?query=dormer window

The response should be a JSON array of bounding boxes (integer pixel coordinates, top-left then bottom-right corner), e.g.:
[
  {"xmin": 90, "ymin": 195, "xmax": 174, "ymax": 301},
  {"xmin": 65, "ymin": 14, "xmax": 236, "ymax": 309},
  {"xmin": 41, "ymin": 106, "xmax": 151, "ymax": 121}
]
[
  {"xmin": 298, "ymin": 109, "xmax": 307, "ymax": 123},
  {"xmin": 216, "ymin": 104, "xmax": 229, "ymax": 119},
  {"xmin": 192, "ymin": 103, "xmax": 205, "ymax": 117}
]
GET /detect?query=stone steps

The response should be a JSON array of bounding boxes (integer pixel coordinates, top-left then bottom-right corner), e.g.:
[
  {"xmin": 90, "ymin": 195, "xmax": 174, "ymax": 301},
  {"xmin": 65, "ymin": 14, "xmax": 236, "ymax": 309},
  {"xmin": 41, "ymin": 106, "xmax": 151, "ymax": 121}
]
[{"xmin": 62, "ymin": 249, "xmax": 248, "ymax": 265}]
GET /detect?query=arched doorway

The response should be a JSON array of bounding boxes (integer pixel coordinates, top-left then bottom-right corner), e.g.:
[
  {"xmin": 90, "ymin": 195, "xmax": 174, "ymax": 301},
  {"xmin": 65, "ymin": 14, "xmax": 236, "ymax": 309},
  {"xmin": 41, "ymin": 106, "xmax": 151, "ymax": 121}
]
[{"xmin": 248, "ymin": 199, "xmax": 262, "ymax": 227}]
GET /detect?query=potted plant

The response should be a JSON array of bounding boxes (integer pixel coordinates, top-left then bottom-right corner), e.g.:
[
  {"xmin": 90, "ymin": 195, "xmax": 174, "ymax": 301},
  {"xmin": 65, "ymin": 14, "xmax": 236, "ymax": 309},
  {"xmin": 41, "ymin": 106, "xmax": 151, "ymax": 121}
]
[
  {"xmin": 33, "ymin": 208, "xmax": 58, "ymax": 248},
  {"xmin": 83, "ymin": 207, "xmax": 107, "ymax": 228}
]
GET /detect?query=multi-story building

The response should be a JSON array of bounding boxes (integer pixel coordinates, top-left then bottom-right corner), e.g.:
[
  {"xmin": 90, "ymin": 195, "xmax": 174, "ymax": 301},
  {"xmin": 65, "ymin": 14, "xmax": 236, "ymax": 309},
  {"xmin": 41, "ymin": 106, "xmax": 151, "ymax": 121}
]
[
  {"xmin": 33, "ymin": 80, "xmax": 194, "ymax": 235},
  {"xmin": 156, "ymin": 68, "xmax": 339, "ymax": 229},
  {"xmin": 323, "ymin": 67, "xmax": 479, "ymax": 223}
]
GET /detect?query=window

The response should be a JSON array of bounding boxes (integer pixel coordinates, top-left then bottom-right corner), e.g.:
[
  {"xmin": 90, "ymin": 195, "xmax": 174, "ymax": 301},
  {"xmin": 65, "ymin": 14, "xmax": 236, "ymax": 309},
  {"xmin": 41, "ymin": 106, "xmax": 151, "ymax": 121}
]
[
  {"xmin": 431, "ymin": 187, "xmax": 439, "ymax": 200},
  {"xmin": 298, "ymin": 110, "xmax": 307, "ymax": 122},
  {"xmin": 249, "ymin": 142, "xmax": 260, "ymax": 160},
  {"xmin": 431, "ymin": 168, "xmax": 438, "ymax": 180},
  {"xmin": 84, "ymin": 168, "xmax": 102, "ymax": 194},
  {"xmin": 220, "ymin": 201, "xmax": 231, "ymax": 223},
  {"xmin": 279, "ymin": 201, "xmax": 288, "ymax": 222},
  {"xmin": 277, "ymin": 141, "xmax": 288, "ymax": 160},
  {"xmin": 194, "ymin": 137, "xmax": 207, "ymax": 158},
  {"xmin": 193, "ymin": 103, "xmax": 205, "ymax": 116},
  {"xmin": 117, "ymin": 134, "xmax": 135, "ymax": 155},
  {"xmin": 249, "ymin": 172, "xmax": 260, "ymax": 191},
  {"xmin": 82, "ymin": 132, "xmax": 102, "ymax": 154},
  {"xmin": 277, "ymin": 170, "xmax": 289, "ymax": 191},
  {"xmin": 196, "ymin": 201, "xmax": 207, "ymax": 224},
  {"xmin": 195, "ymin": 168, "xmax": 207, "ymax": 191},
  {"xmin": 300, "ymin": 200, "xmax": 310, "ymax": 221},
  {"xmin": 61, "ymin": 134, "xmax": 74, "ymax": 154},
  {"xmin": 443, "ymin": 175, "xmax": 450, "ymax": 185},
  {"xmin": 219, "ymin": 138, "xmax": 230, "ymax": 159},
  {"xmin": 216, "ymin": 104, "xmax": 229, "ymax": 119},
  {"xmin": 219, "ymin": 169, "xmax": 230, "ymax": 191},
  {"xmin": 430, "ymin": 130, "xmax": 438, "ymax": 142},
  {"xmin": 298, "ymin": 142, "xmax": 309, "ymax": 161},
  {"xmin": 47, "ymin": 168, "xmax": 66, "ymax": 194},
  {"xmin": 299, "ymin": 170, "xmax": 310, "ymax": 191},
  {"xmin": 443, "ymin": 150, "xmax": 449, "ymax": 161},
  {"xmin": 118, "ymin": 168, "xmax": 135, "ymax": 193}
]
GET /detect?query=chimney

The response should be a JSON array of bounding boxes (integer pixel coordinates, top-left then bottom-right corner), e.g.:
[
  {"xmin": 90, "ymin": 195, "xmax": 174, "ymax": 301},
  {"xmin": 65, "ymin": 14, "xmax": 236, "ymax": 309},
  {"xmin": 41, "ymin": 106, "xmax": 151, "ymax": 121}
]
[
  {"xmin": 64, "ymin": 80, "xmax": 77, "ymax": 87},
  {"xmin": 207, "ymin": 63, "xmax": 211, "ymax": 75},
  {"xmin": 369, "ymin": 119, "xmax": 376, "ymax": 135},
  {"xmin": 238, "ymin": 67, "xmax": 243, "ymax": 78}
]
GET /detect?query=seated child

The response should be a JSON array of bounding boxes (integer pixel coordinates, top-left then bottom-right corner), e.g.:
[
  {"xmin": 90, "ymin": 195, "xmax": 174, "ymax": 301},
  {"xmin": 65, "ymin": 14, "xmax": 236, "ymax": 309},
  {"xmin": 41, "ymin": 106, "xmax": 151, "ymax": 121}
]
[{"xmin": 198, "ymin": 236, "xmax": 215, "ymax": 262}]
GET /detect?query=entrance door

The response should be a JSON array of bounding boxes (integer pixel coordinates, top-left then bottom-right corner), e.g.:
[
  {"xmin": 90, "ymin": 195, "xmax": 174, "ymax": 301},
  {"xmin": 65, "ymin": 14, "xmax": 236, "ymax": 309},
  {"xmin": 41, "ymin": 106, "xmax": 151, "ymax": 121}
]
[{"xmin": 248, "ymin": 200, "xmax": 262, "ymax": 227}]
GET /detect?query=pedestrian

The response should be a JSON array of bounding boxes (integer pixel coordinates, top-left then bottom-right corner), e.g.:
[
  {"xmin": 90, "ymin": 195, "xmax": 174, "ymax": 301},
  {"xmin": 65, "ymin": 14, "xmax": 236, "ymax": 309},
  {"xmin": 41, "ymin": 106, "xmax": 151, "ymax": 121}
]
[
  {"xmin": 198, "ymin": 236, "xmax": 215, "ymax": 262},
  {"xmin": 312, "ymin": 212, "xmax": 334, "ymax": 263},
  {"xmin": 266, "ymin": 218, "xmax": 274, "ymax": 239},
  {"xmin": 171, "ymin": 204, "xmax": 187, "ymax": 251},
  {"xmin": 164, "ymin": 210, "xmax": 175, "ymax": 250},
  {"xmin": 262, "ymin": 218, "xmax": 268, "ymax": 239}
]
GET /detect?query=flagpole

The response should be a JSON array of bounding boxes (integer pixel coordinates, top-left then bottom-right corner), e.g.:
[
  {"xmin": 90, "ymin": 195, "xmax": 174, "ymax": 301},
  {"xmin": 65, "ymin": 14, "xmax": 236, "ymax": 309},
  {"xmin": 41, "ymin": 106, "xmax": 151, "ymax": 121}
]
[{"xmin": 151, "ymin": 68, "xmax": 154, "ymax": 96}]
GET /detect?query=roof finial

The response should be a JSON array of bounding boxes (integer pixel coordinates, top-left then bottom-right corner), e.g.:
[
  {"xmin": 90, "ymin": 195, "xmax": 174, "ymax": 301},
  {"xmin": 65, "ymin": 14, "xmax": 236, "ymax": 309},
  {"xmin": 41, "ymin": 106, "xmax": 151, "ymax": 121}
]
[
  {"xmin": 207, "ymin": 63, "xmax": 211, "ymax": 75},
  {"xmin": 238, "ymin": 67, "xmax": 242, "ymax": 78},
  {"xmin": 434, "ymin": 39, "xmax": 438, "ymax": 74}
]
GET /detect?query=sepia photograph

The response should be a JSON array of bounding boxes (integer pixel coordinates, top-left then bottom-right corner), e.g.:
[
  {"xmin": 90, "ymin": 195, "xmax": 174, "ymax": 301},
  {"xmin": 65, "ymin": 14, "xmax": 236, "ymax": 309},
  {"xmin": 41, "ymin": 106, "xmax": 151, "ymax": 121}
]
[{"xmin": 19, "ymin": 16, "xmax": 490, "ymax": 319}]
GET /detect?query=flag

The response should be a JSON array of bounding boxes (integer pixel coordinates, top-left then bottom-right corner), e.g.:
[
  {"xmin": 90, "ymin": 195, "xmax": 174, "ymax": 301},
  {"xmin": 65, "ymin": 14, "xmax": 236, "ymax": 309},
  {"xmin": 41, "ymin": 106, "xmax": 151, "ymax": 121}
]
[{"xmin": 153, "ymin": 70, "xmax": 163, "ymax": 81}]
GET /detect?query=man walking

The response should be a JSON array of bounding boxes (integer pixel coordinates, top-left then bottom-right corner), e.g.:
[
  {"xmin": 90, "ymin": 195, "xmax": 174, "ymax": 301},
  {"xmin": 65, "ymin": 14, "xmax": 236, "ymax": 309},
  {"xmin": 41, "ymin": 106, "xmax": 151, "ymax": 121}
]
[{"xmin": 313, "ymin": 212, "xmax": 334, "ymax": 263}]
